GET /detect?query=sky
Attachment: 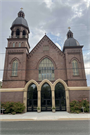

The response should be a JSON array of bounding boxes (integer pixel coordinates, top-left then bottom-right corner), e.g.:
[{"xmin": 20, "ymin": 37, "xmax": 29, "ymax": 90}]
[{"xmin": 0, "ymin": 0, "xmax": 90, "ymax": 86}]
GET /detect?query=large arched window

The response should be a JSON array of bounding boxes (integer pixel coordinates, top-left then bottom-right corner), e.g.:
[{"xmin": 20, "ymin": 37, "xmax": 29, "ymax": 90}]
[
  {"xmin": 39, "ymin": 58, "xmax": 54, "ymax": 81},
  {"xmin": 12, "ymin": 60, "xmax": 18, "ymax": 76},
  {"xmin": 55, "ymin": 82, "xmax": 66, "ymax": 111},
  {"xmin": 72, "ymin": 60, "xmax": 79, "ymax": 75},
  {"xmin": 41, "ymin": 83, "xmax": 52, "ymax": 111},
  {"xmin": 27, "ymin": 83, "xmax": 37, "ymax": 111}
]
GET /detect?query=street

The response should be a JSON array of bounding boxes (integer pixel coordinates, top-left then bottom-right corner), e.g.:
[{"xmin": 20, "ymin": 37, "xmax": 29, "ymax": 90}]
[{"xmin": 0, "ymin": 121, "xmax": 90, "ymax": 135}]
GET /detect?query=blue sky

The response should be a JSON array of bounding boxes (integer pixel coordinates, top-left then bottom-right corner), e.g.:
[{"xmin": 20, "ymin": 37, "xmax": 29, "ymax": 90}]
[{"xmin": 0, "ymin": 0, "xmax": 90, "ymax": 86}]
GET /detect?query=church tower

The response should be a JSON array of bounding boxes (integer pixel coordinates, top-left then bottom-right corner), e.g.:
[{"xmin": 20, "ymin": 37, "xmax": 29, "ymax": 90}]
[
  {"xmin": 2, "ymin": 10, "xmax": 30, "ymax": 88},
  {"xmin": 63, "ymin": 29, "xmax": 87, "ymax": 86}
]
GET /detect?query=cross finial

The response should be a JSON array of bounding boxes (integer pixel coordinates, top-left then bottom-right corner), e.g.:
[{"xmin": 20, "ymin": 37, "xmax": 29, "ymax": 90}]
[
  {"xmin": 68, "ymin": 27, "xmax": 71, "ymax": 30},
  {"xmin": 20, "ymin": 8, "xmax": 23, "ymax": 10},
  {"xmin": 45, "ymin": 33, "xmax": 46, "ymax": 35}
]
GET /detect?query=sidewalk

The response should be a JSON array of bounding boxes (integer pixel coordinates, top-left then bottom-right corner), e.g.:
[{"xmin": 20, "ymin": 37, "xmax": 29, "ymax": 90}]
[{"xmin": 0, "ymin": 112, "xmax": 90, "ymax": 121}]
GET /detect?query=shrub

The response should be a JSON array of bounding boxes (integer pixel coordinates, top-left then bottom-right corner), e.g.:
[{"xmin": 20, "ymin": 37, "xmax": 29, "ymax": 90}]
[
  {"xmin": 1, "ymin": 102, "xmax": 25, "ymax": 114},
  {"xmin": 12, "ymin": 112, "xmax": 16, "ymax": 115},
  {"xmin": 70, "ymin": 99, "xmax": 89, "ymax": 113}
]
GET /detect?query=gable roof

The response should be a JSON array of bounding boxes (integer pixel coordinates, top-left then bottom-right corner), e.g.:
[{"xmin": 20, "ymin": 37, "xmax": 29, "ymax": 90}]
[{"xmin": 28, "ymin": 35, "xmax": 64, "ymax": 58}]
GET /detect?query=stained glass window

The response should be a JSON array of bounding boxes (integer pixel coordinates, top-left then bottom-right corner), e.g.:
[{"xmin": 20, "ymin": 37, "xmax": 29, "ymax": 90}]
[
  {"xmin": 39, "ymin": 58, "xmax": 55, "ymax": 81},
  {"xmin": 12, "ymin": 60, "xmax": 18, "ymax": 76},
  {"xmin": 72, "ymin": 60, "xmax": 79, "ymax": 75}
]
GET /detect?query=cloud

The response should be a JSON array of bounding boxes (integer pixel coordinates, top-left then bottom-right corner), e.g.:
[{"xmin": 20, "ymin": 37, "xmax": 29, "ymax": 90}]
[
  {"xmin": 84, "ymin": 52, "xmax": 90, "ymax": 76},
  {"xmin": 43, "ymin": 0, "xmax": 53, "ymax": 8}
]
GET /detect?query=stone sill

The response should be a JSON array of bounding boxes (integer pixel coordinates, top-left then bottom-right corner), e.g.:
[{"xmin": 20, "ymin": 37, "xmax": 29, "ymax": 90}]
[{"xmin": 73, "ymin": 75, "xmax": 80, "ymax": 77}]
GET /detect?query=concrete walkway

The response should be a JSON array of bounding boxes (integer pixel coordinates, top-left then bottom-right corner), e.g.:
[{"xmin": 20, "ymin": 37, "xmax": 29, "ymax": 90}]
[{"xmin": 0, "ymin": 112, "xmax": 90, "ymax": 121}]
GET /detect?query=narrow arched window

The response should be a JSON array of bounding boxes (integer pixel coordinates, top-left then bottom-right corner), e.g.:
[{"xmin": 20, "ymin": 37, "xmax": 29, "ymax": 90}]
[
  {"xmin": 12, "ymin": 60, "xmax": 18, "ymax": 76},
  {"xmin": 19, "ymin": 43, "xmax": 21, "ymax": 47},
  {"xmin": 23, "ymin": 30, "xmax": 26, "ymax": 38},
  {"xmin": 39, "ymin": 58, "xmax": 55, "ymax": 81},
  {"xmin": 72, "ymin": 60, "xmax": 79, "ymax": 75},
  {"xmin": 16, "ymin": 29, "xmax": 20, "ymax": 38},
  {"xmin": 13, "ymin": 43, "xmax": 15, "ymax": 47}
]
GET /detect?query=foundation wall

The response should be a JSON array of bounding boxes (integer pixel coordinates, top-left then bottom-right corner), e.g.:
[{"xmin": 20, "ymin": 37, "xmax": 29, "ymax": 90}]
[
  {"xmin": 1, "ymin": 92, "xmax": 23, "ymax": 103},
  {"xmin": 69, "ymin": 90, "xmax": 90, "ymax": 102}
]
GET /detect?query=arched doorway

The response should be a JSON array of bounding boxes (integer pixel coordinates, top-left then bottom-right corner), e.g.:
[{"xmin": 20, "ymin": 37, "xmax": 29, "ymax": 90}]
[
  {"xmin": 55, "ymin": 82, "xmax": 66, "ymax": 111},
  {"xmin": 41, "ymin": 83, "xmax": 52, "ymax": 111},
  {"xmin": 27, "ymin": 83, "xmax": 37, "ymax": 112}
]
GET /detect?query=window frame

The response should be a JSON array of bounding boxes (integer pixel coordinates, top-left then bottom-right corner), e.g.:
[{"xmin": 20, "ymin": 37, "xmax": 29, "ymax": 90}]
[
  {"xmin": 72, "ymin": 60, "xmax": 79, "ymax": 76},
  {"xmin": 38, "ymin": 58, "xmax": 55, "ymax": 81},
  {"xmin": 12, "ymin": 60, "xmax": 18, "ymax": 76}
]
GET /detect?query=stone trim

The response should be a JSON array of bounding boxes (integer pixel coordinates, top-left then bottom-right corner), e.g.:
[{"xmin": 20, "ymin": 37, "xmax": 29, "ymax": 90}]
[
  {"xmin": 68, "ymin": 87, "xmax": 90, "ymax": 90},
  {"xmin": 39, "ymin": 79, "xmax": 53, "ymax": 90},
  {"xmin": 1, "ymin": 79, "xmax": 89, "ymax": 113},
  {"xmin": 24, "ymin": 79, "xmax": 70, "ymax": 112},
  {"xmin": 53, "ymin": 78, "xmax": 68, "ymax": 91},
  {"xmin": 0, "ymin": 88, "xmax": 24, "ymax": 92},
  {"xmin": 1, "ymin": 86, "xmax": 89, "ymax": 92},
  {"xmin": 3, "ymin": 80, "xmax": 26, "ymax": 81}
]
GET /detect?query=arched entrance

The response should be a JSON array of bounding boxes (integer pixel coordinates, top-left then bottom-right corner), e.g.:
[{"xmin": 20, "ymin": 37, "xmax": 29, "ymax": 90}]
[
  {"xmin": 27, "ymin": 83, "xmax": 37, "ymax": 112},
  {"xmin": 55, "ymin": 82, "xmax": 66, "ymax": 111},
  {"xmin": 41, "ymin": 83, "xmax": 52, "ymax": 111}
]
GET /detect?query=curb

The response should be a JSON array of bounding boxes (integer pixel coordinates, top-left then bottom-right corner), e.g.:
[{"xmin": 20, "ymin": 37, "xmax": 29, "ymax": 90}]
[{"xmin": 0, "ymin": 118, "xmax": 90, "ymax": 121}]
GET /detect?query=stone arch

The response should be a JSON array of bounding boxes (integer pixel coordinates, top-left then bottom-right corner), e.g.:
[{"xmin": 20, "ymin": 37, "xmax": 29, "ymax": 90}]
[
  {"xmin": 25, "ymin": 79, "xmax": 39, "ymax": 91},
  {"xmin": 24, "ymin": 80, "xmax": 39, "ymax": 112},
  {"xmin": 69, "ymin": 57, "xmax": 80, "ymax": 64},
  {"xmin": 53, "ymin": 78, "xmax": 68, "ymax": 91},
  {"xmin": 53, "ymin": 78, "xmax": 70, "ymax": 112},
  {"xmin": 39, "ymin": 79, "xmax": 53, "ymax": 91},
  {"xmin": 36, "ymin": 55, "xmax": 57, "ymax": 69}
]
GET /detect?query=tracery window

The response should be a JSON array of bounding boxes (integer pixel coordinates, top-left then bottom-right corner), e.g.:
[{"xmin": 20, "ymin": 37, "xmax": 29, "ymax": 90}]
[
  {"xmin": 72, "ymin": 60, "xmax": 79, "ymax": 75},
  {"xmin": 12, "ymin": 60, "xmax": 18, "ymax": 76},
  {"xmin": 39, "ymin": 58, "xmax": 55, "ymax": 81}
]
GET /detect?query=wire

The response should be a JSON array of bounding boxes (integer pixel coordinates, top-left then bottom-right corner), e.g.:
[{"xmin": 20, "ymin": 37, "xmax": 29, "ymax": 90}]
[{"xmin": 0, "ymin": 67, "xmax": 90, "ymax": 71}]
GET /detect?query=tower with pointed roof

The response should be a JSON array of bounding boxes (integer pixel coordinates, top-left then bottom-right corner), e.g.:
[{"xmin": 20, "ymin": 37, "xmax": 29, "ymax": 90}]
[
  {"xmin": 63, "ymin": 29, "xmax": 87, "ymax": 86},
  {"xmin": 3, "ymin": 10, "xmax": 30, "ymax": 88}
]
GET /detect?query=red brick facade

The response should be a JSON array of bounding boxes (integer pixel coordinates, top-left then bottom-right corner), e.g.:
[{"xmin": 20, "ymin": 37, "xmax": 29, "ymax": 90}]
[
  {"xmin": 2, "ymin": 35, "xmax": 87, "ymax": 88},
  {"xmin": 1, "ymin": 92, "xmax": 23, "ymax": 103}
]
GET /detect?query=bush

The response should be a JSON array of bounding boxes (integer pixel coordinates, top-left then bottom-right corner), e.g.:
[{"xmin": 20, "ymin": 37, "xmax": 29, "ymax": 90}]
[
  {"xmin": 70, "ymin": 99, "xmax": 89, "ymax": 113},
  {"xmin": 1, "ymin": 102, "xmax": 25, "ymax": 114},
  {"xmin": 12, "ymin": 112, "xmax": 16, "ymax": 115}
]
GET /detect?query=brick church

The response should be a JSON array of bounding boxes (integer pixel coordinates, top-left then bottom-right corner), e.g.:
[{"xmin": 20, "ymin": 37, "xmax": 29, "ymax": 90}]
[{"xmin": 1, "ymin": 10, "xmax": 89, "ymax": 112}]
